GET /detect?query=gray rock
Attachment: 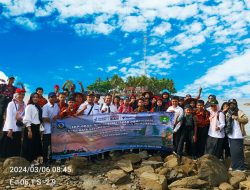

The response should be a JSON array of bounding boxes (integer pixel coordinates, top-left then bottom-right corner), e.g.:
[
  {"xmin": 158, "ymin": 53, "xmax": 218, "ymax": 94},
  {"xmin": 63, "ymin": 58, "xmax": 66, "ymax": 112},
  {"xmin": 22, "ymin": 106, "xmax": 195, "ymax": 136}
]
[
  {"xmin": 116, "ymin": 159, "xmax": 133, "ymax": 173},
  {"xmin": 197, "ymin": 154, "xmax": 229, "ymax": 186},
  {"xmin": 139, "ymin": 172, "xmax": 167, "ymax": 190},
  {"xmin": 168, "ymin": 176, "xmax": 208, "ymax": 189},
  {"xmin": 106, "ymin": 169, "xmax": 128, "ymax": 184},
  {"xmin": 229, "ymin": 170, "xmax": 247, "ymax": 188}
]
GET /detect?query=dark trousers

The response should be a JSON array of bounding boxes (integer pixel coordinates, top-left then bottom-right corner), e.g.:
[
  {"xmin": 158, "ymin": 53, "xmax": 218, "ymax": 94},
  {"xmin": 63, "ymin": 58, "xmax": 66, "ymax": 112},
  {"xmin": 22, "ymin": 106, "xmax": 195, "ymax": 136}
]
[
  {"xmin": 229, "ymin": 138, "xmax": 245, "ymax": 170},
  {"xmin": 0, "ymin": 96, "xmax": 11, "ymax": 130},
  {"xmin": 205, "ymin": 136, "xmax": 224, "ymax": 159},
  {"xmin": 176, "ymin": 127, "xmax": 196, "ymax": 157},
  {"xmin": 222, "ymin": 136, "xmax": 231, "ymax": 159},
  {"xmin": 0, "ymin": 131, "xmax": 22, "ymax": 158},
  {"xmin": 42, "ymin": 134, "xmax": 51, "ymax": 163},
  {"xmin": 196, "ymin": 126, "xmax": 209, "ymax": 157}
]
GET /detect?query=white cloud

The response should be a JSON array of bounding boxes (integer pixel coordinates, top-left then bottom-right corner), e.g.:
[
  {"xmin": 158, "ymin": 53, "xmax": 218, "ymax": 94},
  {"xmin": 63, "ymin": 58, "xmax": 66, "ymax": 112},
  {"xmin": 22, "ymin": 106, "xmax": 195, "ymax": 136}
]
[
  {"xmin": 107, "ymin": 66, "xmax": 118, "ymax": 72},
  {"xmin": 1, "ymin": 0, "xmax": 37, "ymax": 17},
  {"xmin": 0, "ymin": 71, "xmax": 8, "ymax": 83},
  {"xmin": 74, "ymin": 22, "xmax": 114, "ymax": 35},
  {"xmin": 121, "ymin": 57, "xmax": 132, "ymax": 64},
  {"xmin": 14, "ymin": 17, "xmax": 38, "ymax": 30},
  {"xmin": 180, "ymin": 49, "xmax": 250, "ymax": 98},
  {"xmin": 152, "ymin": 22, "xmax": 171, "ymax": 36},
  {"xmin": 121, "ymin": 15, "xmax": 147, "ymax": 32}
]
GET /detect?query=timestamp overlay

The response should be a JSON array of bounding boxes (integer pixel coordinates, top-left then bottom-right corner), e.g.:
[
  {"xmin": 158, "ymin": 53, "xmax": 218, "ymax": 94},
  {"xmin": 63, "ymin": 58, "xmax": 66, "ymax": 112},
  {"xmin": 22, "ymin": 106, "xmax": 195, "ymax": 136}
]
[{"xmin": 7, "ymin": 165, "xmax": 72, "ymax": 188}]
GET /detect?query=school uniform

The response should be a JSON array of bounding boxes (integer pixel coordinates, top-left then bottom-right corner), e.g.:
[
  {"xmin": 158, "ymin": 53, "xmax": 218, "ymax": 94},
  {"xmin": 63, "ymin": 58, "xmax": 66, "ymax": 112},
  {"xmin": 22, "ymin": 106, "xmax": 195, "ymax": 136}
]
[
  {"xmin": 176, "ymin": 115, "xmax": 197, "ymax": 158},
  {"xmin": 205, "ymin": 111, "xmax": 225, "ymax": 159},
  {"xmin": 167, "ymin": 106, "xmax": 184, "ymax": 153},
  {"xmin": 0, "ymin": 101, "xmax": 25, "ymax": 158},
  {"xmin": 101, "ymin": 103, "xmax": 118, "ymax": 113},
  {"xmin": 42, "ymin": 102, "xmax": 60, "ymax": 163},
  {"xmin": 227, "ymin": 111, "xmax": 248, "ymax": 170},
  {"xmin": 78, "ymin": 103, "xmax": 100, "ymax": 115},
  {"xmin": 22, "ymin": 104, "xmax": 43, "ymax": 162},
  {"xmin": 195, "ymin": 109, "xmax": 210, "ymax": 157}
]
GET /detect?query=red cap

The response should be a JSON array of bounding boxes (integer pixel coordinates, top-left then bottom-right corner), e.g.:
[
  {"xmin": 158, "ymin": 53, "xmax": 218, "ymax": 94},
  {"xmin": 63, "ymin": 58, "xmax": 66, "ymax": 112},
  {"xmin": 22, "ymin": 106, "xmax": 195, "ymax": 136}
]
[
  {"xmin": 54, "ymin": 85, "xmax": 60, "ymax": 89},
  {"xmin": 15, "ymin": 88, "xmax": 26, "ymax": 93},
  {"xmin": 153, "ymin": 95, "xmax": 159, "ymax": 100}
]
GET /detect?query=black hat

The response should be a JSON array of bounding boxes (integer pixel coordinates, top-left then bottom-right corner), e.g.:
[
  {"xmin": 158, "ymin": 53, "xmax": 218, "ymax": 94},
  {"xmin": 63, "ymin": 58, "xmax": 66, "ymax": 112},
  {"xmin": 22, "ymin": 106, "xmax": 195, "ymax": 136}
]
[
  {"xmin": 8, "ymin": 76, "xmax": 15, "ymax": 79},
  {"xmin": 228, "ymin": 99, "xmax": 237, "ymax": 104}
]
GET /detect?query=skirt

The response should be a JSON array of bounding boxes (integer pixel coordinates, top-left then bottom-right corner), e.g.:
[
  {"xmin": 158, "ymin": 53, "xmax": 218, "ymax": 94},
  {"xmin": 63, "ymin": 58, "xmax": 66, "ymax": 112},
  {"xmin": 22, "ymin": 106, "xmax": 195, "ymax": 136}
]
[
  {"xmin": 229, "ymin": 138, "xmax": 245, "ymax": 170},
  {"xmin": 205, "ymin": 136, "xmax": 224, "ymax": 159},
  {"xmin": 21, "ymin": 124, "xmax": 43, "ymax": 162}
]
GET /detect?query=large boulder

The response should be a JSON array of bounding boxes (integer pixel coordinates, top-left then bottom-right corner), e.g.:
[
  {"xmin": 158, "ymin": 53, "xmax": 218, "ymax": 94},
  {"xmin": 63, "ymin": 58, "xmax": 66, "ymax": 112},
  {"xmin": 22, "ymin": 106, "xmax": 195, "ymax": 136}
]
[
  {"xmin": 121, "ymin": 154, "xmax": 142, "ymax": 164},
  {"xmin": 168, "ymin": 176, "xmax": 208, "ymax": 189},
  {"xmin": 3, "ymin": 157, "xmax": 30, "ymax": 176},
  {"xmin": 139, "ymin": 172, "xmax": 167, "ymax": 190},
  {"xmin": 134, "ymin": 165, "xmax": 154, "ymax": 177},
  {"xmin": 197, "ymin": 154, "xmax": 229, "ymax": 186},
  {"xmin": 229, "ymin": 170, "xmax": 247, "ymax": 189},
  {"xmin": 106, "ymin": 169, "xmax": 128, "ymax": 184},
  {"xmin": 116, "ymin": 159, "xmax": 133, "ymax": 173},
  {"xmin": 66, "ymin": 156, "xmax": 88, "ymax": 175}
]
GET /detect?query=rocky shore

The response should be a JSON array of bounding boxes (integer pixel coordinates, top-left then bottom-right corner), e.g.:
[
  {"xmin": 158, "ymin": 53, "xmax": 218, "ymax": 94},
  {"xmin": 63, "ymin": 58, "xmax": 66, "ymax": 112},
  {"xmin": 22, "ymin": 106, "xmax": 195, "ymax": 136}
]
[{"xmin": 0, "ymin": 149, "xmax": 250, "ymax": 190}]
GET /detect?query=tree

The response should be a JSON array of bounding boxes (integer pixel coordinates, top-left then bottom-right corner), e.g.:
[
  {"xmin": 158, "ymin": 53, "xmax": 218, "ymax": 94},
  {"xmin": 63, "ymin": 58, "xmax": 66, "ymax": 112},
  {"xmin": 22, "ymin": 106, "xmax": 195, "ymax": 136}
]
[{"xmin": 87, "ymin": 74, "xmax": 177, "ymax": 95}]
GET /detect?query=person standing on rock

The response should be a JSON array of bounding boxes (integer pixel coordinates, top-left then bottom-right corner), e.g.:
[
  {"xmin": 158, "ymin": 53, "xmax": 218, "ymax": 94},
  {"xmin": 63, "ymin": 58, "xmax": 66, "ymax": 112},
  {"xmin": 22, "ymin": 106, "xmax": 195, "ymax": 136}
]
[
  {"xmin": 22, "ymin": 93, "xmax": 43, "ymax": 164},
  {"xmin": 226, "ymin": 99, "xmax": 248, "ymax": 171},
  {"xmin": 205, "ymin": 100, "xmax": 225, "ymax": 159},
  {"xmin": 0, "ymin": 76, "xmax": 25, "ymax": 130},
  {"xmin": 42, "ymin": 92, "xmax": 60, "ymax": 164},
  {"xmin": 167, "ymin": 96, "xmax": 184, "ymax": 154},
  {"xmin": 0, "ymin": 88, "xmax": 26, "ymax": 158},
  {"xmin": 176, "ymin": 104, "xmax": 198, "ymax": 163},
  {"xmin": 195, "ymin": 100, "xmax": 210, "ymax": 158}
]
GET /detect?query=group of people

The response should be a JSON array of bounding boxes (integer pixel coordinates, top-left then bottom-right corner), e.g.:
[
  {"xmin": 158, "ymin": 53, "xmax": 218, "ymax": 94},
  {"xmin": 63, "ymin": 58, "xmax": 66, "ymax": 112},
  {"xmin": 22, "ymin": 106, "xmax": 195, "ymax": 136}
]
[{"xmin": 0, "ymin": 76, "xmax": 249, "ymax": 171}]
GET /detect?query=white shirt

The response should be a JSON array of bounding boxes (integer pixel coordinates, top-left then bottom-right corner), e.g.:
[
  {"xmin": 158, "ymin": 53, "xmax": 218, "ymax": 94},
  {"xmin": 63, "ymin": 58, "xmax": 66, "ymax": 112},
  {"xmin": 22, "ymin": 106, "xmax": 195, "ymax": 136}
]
[
  {"xmin": 23, "ymin": 104, "xmax": 41, "ymax": 127},
  {"xmin": 3, "ymin": 101, "xmax": 26, "ymax": 132},
  {"xmin": 77, "ymin": 103, "xmax": 100, "ymax": 115},
  {"xmin": 208, "ymin": 111, "xmax": 225, "ymax": 138},
  {"xmin": 167, "ymin": 106, "xmax": 184, "ymax": 132},
  {"xmin": 227, "ymin": 119, "xmax": 243, "ymax": 139},
  {"xmin": 101, "ymin": 103, "xmax": 118, "ymax": 113},
  {"xmin": 42, "ymin": 102, "xmax": 60, "ymax": 134}
]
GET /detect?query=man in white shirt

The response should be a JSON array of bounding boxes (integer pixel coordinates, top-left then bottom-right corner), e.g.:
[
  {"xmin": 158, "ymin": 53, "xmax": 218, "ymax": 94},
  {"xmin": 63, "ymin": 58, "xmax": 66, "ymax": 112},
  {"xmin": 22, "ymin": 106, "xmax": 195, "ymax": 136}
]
[
  {"xmin": 101, "ymin": 94, "xmax": 118, "ymax": 114},
  {"xmin": 76, "ymin": 92, "xmax": 100, "ymax": 116},
  {"xmin": 42, "ymin": 92, "xmax": 60, "ymax": 164},
  {"xmin": 167, "ymin": 96, "xmax": 184, "ymax": 154}
]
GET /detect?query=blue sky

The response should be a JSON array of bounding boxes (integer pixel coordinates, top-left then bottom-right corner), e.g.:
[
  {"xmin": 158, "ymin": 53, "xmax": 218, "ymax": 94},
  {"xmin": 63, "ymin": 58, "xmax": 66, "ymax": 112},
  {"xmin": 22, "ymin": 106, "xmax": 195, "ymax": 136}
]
[{"xmin": 0, "ymin": 0, "xmax": 250, "ymax": 99}]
